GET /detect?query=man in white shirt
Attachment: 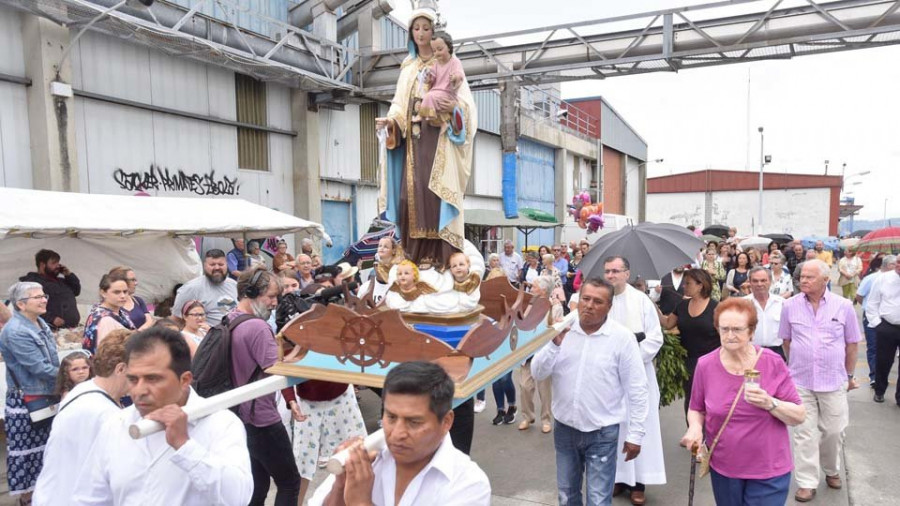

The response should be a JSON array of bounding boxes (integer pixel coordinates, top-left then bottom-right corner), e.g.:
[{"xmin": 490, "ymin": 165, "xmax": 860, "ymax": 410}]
[
  {"xmin": 499, "ymin": 239, "xmax": 524, "ymax": 286},
  {"xmin": 309, "ymin": 361, "xmax": 490, "ymax": 506},
  {"xmin": 603, "ymin": 257, "xmax": 665, "ymax": 505},
  {"xmin": 865, "ymin": 258, "xmax": 900, "ymax": 405},
  {"xmin": 532, "ymin": 278, "xmax": 649, "ymax": 506},
  {"xmin": 72, "ymin": 327, "xmax": 252, "ymax": 505},
  {"xmin": 745, "ymin": 266, "xmax": 786, "ymax": 361},
  {"xmin": 34, "ymin": 333, "xmax": 131, "ymax": 506},
  {"xmin": 856, "ymin": 255, "xmax": 897, "ymax": 386}
]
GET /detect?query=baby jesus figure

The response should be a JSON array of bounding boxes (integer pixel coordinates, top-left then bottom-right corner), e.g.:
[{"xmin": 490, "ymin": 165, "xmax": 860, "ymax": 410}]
[
  {"xmin": 389, "ymin": 260, "xmax": 437, "ymax": 301},
  {"xmin": 412, "ymin": 31, "xmax": 465, "ymax": 134},
  {"xmin": 448, "ymin": 251, "xmax": 480, "ymax": 295}
]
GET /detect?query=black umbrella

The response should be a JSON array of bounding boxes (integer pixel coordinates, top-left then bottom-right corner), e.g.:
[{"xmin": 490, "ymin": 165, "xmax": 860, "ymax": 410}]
[
  {"xmin": 850, "ymin": 229, "xmax": 872, "ymax": 238},
  {"xmin": 761, "ymin": 233, "xmax": 794, "ymax": 243},
  {"xmin": 702, "ymin": 224, "xmax": 729, "ymax": 238},
  {"xmin": 580, "ymin": 222, "xmax": 704, "ymax": 281}
]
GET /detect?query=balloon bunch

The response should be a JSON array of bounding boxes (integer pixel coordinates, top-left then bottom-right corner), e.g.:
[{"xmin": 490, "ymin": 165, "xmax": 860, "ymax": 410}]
[{"xmin": 567, "ymin": 191, "xmax": 604, "ymax": 234}]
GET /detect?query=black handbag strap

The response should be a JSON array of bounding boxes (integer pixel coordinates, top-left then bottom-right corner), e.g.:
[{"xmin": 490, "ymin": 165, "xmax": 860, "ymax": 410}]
[{"xmin": 59, "ymin": 389, "xmax": 119, "ymax": 413}]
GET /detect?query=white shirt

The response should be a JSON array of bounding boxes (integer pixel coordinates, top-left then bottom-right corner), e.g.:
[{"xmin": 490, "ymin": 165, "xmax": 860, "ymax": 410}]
[
  {"xmin": 308, "ymin": 434, "xmax": 490, "ymax": 506},
  {"xmin": 857, "ymin": 271, "xmax": 884, "ymax": 312},
  {"xmin": 745, "ymin": 293, "xmax": 785, "ymax": 347},
  {"xmin": 34, "ymin": 380, "xmax": 121, "ymax": 506},
  {"xmin": 499, "ymin": 251, "xmax": 524, "ymax": 283},
  {"xmin": 531, "ymin": 318, "xmax": 649, "ymax": 444},
  {"xmin": 72, "ymin": 388, "xmax": 253, "ymax": 506},
  {"xmin": 866, "ymin": 270, "xmax": 900, "ymax": 327}
]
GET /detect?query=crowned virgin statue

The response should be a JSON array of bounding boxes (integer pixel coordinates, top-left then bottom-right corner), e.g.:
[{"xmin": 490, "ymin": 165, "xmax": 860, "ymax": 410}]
[{"xmin": 376, "ymin": 0, "xmax": 477, "ymax": 270}]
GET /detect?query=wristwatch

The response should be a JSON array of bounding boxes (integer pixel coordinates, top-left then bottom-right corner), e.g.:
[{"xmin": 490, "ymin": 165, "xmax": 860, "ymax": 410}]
[{"xmin": 767, "ymin": 399, "xmax": 780, "ymax": 412}]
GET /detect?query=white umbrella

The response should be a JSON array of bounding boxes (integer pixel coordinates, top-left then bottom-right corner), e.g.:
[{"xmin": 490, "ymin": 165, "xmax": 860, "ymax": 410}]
[{"xmin": 739, "ymin": 236, "xmax": 773, "ymax": 251}]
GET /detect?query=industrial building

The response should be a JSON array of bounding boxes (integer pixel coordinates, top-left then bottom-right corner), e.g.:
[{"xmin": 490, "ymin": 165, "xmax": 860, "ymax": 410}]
[
  {"xmin": 646, "ymin": 169, "xmax": 844, "ymax": 237},
  {"xmin": 0, "ymin": 0, "xmax": 648, "ymax": 262}
]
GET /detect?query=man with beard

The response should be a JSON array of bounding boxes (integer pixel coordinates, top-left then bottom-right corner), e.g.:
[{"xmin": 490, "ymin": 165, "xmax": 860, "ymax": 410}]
[
  {"xmin": 229, "ymin": 267, "xmax": 301, "ymax": 505},
  {"xmin": 19, "ymin": 249, "xmax": 81, "ymax": 329},
  {"xmin": 173, "ymin": 249, "xmax": 238, "ymax": 326}
]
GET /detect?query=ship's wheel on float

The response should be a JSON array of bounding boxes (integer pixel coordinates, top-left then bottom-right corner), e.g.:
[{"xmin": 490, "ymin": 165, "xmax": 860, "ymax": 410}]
[{"xmin": 337, "ymin": 316, "xmax": 388, "ymax": 372}]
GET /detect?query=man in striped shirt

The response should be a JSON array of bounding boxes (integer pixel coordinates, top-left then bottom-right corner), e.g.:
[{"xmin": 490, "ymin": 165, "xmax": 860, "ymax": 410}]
[{"xmin": 779, "ymin": 259, "xmax": 861, "ymax": 503}]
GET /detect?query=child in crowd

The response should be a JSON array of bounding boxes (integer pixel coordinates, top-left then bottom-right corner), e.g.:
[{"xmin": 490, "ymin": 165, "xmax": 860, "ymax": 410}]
[
  {"xmin": 448, "ymin": 251, "xmax": 480, "ymax": 294},
  {"xmin": 413, "ymin": 31, "xmax": 465, "ymax": 132},
  {"xmin": 54, "ymin": 351, "xmax": 93, "ymax": 400}
]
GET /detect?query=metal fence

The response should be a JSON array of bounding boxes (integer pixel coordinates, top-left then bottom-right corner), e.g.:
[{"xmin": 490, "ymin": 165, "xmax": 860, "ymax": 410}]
[{"xmin": 518, "ymin": 85, "xmax": 597, "ymax": 141}]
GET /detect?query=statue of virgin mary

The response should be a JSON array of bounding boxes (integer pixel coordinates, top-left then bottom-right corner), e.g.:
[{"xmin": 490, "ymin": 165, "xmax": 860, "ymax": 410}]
[{"xmin": 376, "ymin": 1, "xmax": 477, "ymax": 269}]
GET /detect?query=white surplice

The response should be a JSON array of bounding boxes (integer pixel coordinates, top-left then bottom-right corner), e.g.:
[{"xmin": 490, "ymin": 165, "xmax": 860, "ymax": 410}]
[
  {"xmin": 71, "ymin": 387, "xmax": 253, "ymax": 506},
  {"xmin": 610, "ymin": 284, "xmax": 667, "ymax": 486},
  {"xmin": 34, "ymin": 380, "xmax": 121, "ymax": 506}
]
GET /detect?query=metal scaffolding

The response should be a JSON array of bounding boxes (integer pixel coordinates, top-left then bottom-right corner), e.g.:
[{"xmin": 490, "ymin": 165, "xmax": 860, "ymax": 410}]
[
  {"xmin": 6, "ymin": 0, "xmax": 900, "ymax": 96},
  {"xmin": 357, "ymin": 0, "xmax": 900, "ymax": 96}
]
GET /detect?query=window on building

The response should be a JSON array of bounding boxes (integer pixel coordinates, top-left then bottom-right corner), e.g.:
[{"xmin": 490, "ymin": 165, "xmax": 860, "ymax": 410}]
[
  {"xmin": 359, "ymin": 103, "xmax": 378, "ymax": 183},
  {"xmin": 235, "ymin": 73, "xmax": 269, "ymax": 171}
]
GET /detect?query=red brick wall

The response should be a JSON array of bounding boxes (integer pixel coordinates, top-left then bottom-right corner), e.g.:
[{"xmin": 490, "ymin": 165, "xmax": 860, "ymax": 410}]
[{"xmin": 603, "ymin": 147, "xmax": 623, "ymax": 214}]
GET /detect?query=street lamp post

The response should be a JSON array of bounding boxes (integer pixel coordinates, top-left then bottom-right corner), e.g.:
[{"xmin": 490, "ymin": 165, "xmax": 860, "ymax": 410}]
[{"xmin": 757, "ymin": 127, "xmax": 764, "ymax": 235}]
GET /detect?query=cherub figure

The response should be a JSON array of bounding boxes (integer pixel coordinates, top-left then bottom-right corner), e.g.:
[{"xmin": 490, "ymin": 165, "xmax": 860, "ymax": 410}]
[
  {"xmin": 389, "ymin": 260, "xmax": 437, "ymax": 301},
  {"xmin": 411, "ymin": 31, "xmax": 465, "ymax": 134},
  {"xmin": 448, "ymin": 251, "xmax": 480, "ymax": 294}
]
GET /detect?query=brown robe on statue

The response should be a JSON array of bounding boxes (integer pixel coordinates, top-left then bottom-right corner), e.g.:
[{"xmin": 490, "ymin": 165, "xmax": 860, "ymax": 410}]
[{"xmin": 398, "ymin": 95, "xmax": 457, "ymax": 265}]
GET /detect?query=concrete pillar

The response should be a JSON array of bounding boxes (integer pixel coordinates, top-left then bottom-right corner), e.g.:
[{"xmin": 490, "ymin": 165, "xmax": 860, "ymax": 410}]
[
  {"xmin": 311, "ymin": 3, "xmax": 337, "ymax": 41},
  {"xmin": 499, "ymin": 77, "xmax": 518, "ymax": 219},
  {"xmin": 357, "ymin": 5, "xmax": 384, "ymax": 54},
  {"xmin": 554, "ymin": 148, "xmax": 568, "ymax": 244},
  {"xmin": 23, "ymin": 15, "xmax": 78, "ymax": 192},
  {"xmin": 291, "ymin": 90, "xmax": 323, "ymax": 251}
]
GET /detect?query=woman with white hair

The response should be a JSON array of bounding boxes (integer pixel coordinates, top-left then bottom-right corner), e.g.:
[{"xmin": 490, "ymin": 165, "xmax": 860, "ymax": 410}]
[
  {"xmin": 768, "ymin": 251, "xmax": 793, "ymax": 298},
  {"xmin": 516, "ymin": 275, "xmax": 560, "ymax": 434},
  {"xmin": 0, "ymin": 282, "xmax": 60, "ymax": 502},
  {"xmin": 483, "ymin": 253, "xmax": 504, "ymax": 280},
  {"xmin": 247, "ymin": 241, "xmax": 269, "ymax": 270}
]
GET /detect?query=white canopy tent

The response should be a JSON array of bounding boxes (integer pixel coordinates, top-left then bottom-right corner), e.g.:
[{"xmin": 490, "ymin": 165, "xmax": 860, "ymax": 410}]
[{"xmin": 0, "ymin": 188, "xmax": 331, "ymax": 305}]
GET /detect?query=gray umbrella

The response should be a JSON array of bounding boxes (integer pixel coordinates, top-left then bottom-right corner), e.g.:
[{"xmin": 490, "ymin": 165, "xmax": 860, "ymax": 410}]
[{"xmin": 580, "ymin": 222, "xmax": 705, "ymax": 281}]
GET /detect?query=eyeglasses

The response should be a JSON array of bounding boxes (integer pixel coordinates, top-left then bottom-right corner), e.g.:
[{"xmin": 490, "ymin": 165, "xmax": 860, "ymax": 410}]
[
  {"xmin": 186, "ymin": 312, "xmax": 207, "ymax": 318},
  {"xmin": 18, "ymin": 294, "xmax": 49, "ymax": 302},
  {"xmin": 718, "ymin": 326, "xmax": 749, "ymax": 335},
  {"xmin": 604, "ymin": 269, "xmax": 627, "ymax": 275}
]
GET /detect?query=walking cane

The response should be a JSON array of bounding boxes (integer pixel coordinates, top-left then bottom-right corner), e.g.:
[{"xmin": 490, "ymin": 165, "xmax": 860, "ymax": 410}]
[{"xmin": 688, "ymin": 442, "xmax": 699, "ymax": 506}]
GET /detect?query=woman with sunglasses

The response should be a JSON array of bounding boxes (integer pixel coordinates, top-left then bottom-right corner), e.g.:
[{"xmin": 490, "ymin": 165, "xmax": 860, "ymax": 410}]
[
  {"xmin": 0, "ymin": 281, "xmax": 60, "ymax": 503},
  {"xmin": 180, "ymin": 300, "xmax": 209, "ymax": 357}
]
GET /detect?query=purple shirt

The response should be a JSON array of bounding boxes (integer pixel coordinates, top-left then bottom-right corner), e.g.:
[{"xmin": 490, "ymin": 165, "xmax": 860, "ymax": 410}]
[
  {"xmin": 778, "ymin": 290, "xmax": 861, "ymax": 392},
  {"xmin": 690, "ymin": 348, "xmax": 802, "ymax": 479},
  {"xmin": 228, "ymin": 310, "xmax": 281, "ymax": 427}
]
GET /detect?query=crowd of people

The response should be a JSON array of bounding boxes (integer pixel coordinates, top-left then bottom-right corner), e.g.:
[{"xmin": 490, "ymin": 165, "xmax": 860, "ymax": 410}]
[{"xmin": 0, "ymin": 224, "xmax": 895, "ymax": 505}]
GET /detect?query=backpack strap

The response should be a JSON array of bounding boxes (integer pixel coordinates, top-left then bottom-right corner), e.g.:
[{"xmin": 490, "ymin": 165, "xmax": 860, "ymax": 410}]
[{"xmin": 225, "ymin": 312, "xmax": 268, "ymax": 417}]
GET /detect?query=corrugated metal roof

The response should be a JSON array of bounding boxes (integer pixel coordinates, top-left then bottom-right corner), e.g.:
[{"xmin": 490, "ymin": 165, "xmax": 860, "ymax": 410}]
[
  {"xmin": 473, "ymin": 90, "xmax": 500, "ymax": 135},
  {"xmin": 647, "ymin": 169, "xmax": 843, "ymax": 193}
]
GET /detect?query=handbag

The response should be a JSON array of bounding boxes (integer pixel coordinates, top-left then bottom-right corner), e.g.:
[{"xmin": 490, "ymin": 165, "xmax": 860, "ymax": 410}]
[
  {"xmin": 697, "ymin": 346, "xmax": 764, "ymax": 478},
  {"xmin": 7, "ymin": 366, "xmax": 60, "ymax": 426}
]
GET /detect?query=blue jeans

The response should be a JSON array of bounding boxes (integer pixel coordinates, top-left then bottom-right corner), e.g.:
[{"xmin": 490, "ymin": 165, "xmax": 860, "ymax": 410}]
[
  {"xmin": 475, "ymin": 372, "xmax": 516, "ymax": 409},
  {"xmin": 710, "ymin": 469, "xmax": 791, "ymax": 505},
  {"xmin": 863, "ymin": 315, "xmax": 878, "ymax": 382},
  {"xmin": 554, "ymin": 420, "xmax": 619, "ymax": 506}
]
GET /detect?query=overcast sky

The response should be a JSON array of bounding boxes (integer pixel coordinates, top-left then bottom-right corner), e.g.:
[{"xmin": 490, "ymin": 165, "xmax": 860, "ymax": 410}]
[{"xmin": 392, "ymin": 0, "xmax": 899, "ymax": 221}]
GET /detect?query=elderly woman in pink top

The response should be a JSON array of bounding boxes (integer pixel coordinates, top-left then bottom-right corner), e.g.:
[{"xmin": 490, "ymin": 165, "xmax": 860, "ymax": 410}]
[{"xmin": 680, "ymin": 298, "xmax": 806, "ymax": 505}]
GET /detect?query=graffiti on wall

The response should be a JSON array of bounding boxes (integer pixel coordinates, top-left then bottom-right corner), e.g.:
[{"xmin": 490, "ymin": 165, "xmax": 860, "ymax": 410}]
[{"xmin": 113, "ymin": 165, "xmax": 240, "ymax": 196}]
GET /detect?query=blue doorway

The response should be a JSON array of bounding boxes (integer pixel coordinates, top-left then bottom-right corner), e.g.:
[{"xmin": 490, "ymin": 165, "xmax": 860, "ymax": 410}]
[{"xmin": 321, "ymin": 200, "xmax": 352, "ymax": 265}]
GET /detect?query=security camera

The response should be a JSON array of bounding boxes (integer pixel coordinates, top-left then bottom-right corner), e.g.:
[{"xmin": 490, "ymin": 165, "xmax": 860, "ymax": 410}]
[{"xmin": 556, "ymin": 109, "xmax": 569, "ymax": 119}]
